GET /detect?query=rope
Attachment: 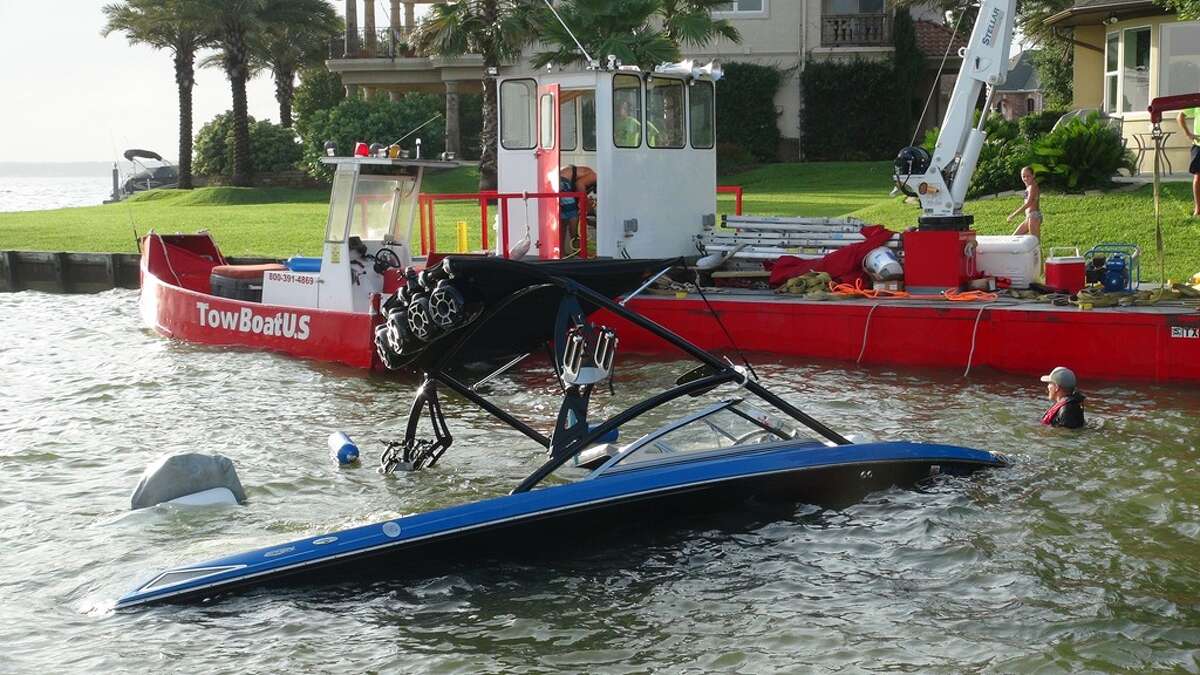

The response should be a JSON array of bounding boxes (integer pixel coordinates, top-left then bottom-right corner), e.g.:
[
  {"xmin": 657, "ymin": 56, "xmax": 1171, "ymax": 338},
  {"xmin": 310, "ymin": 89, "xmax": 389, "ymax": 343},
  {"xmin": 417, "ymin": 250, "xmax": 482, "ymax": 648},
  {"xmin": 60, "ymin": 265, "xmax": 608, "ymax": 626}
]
[
  {"xmin": 962, "ymin": 303, "xmax": 996, "ymax": 377},
  {"xmin": 857, "ymin": 303, "xmax": 880, "ymax": 364},
  {"xmin": 694, "ymin": 271, "xmax": 759, "ymax": 381}
]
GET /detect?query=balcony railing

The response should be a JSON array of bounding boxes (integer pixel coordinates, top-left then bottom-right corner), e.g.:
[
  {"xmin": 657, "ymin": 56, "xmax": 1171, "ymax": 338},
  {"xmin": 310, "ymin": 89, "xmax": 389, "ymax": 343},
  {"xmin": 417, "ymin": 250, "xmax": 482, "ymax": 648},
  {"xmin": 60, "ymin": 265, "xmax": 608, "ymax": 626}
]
[
  {"xmin": 821, "ymin": 13, "xmax": 891, "ymax": 47},
  {"xmin": 329, "ymin": 27, "xmax": 416, "ymax": 59}
]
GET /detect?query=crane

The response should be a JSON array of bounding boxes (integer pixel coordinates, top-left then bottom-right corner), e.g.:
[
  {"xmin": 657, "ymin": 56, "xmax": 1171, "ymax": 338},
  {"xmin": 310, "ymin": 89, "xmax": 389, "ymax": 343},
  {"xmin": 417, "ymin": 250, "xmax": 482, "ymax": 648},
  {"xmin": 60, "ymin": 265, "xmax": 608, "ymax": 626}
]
[{"xmin": 894, "ymin": 0, "xmax": 1018, "ymax": 230}]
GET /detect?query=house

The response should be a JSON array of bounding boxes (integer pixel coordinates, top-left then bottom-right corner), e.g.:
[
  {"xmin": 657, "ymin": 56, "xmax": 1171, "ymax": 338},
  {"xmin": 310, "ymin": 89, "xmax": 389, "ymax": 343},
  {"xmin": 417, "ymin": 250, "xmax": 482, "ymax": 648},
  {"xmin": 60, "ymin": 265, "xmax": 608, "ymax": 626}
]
[
  {"xmin": 993, "ymin": 51, "xmax": 1044, "ymax": 120},
  {"xmin": 325, "ymin": 1, "xmax": 967, "ymax": 160},
  {"xmin": 1045, "ymin": 0, "xmax": 1200, "ymax": 173}
]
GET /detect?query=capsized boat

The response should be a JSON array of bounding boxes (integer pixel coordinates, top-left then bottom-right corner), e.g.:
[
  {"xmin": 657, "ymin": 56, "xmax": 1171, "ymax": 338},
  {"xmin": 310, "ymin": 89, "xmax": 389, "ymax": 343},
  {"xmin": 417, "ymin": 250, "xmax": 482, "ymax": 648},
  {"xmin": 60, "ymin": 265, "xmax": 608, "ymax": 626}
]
[{"xmin": 116, "ymin": 257, "xmax": 1008, "ymax": 610}]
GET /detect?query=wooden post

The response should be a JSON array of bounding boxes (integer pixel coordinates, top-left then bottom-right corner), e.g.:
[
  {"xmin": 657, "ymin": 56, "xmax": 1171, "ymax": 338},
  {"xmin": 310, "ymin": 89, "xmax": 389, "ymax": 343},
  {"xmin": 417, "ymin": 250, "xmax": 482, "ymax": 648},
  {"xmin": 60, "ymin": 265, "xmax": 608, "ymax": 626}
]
[
  {"xmin": 51, "ymin": 252, "xmax": 68, "ymax": 292},
  {"xmin": 1, "ymin": 251, "xmax": 16, "ymax": 292}
]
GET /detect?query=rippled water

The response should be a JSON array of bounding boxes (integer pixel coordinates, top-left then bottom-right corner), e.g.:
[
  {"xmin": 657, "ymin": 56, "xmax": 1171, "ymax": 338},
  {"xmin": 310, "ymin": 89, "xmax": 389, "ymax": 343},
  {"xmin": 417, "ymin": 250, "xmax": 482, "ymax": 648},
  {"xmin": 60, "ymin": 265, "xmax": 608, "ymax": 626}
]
[
  {"xmin": 1, "ymin": 290, "xmax": 1199, "ymax": 673},
  {"xmin": 0, "ymin": 176, "xmax": 114, "ymax": 212}
]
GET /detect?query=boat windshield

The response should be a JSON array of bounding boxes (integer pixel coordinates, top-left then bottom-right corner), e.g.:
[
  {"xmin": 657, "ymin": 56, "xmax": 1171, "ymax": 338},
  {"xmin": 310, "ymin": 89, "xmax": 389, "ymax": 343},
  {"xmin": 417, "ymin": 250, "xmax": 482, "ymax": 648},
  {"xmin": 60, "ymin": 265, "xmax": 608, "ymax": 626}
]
[
  {"xmin": 596, "ymin": 401, "xmax": 797, "ymax": 474},
  {"xmin": 348, "ymin": 174, "xmax": 418, "ymax": 243}
]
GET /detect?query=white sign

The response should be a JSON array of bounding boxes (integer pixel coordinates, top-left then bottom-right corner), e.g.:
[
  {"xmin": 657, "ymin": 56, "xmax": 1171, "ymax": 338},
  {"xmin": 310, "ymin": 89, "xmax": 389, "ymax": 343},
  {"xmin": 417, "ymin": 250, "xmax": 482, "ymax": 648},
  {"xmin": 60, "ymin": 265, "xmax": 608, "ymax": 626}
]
[
  {"xmin": 1170, "ymin": 326, "xmax": 1199, "ymax": 340},
  {"xmin": 196, "ymin": 302, "xmax": 311, "ymax": 340}
]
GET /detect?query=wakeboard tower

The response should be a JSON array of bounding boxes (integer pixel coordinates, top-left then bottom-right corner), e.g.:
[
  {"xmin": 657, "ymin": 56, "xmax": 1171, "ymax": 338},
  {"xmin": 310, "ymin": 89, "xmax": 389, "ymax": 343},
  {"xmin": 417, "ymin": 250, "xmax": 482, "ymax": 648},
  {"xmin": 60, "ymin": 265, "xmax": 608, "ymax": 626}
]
[{"xmin": 115, "ymin": 257, "xmax": 1008, "ymax": 610}]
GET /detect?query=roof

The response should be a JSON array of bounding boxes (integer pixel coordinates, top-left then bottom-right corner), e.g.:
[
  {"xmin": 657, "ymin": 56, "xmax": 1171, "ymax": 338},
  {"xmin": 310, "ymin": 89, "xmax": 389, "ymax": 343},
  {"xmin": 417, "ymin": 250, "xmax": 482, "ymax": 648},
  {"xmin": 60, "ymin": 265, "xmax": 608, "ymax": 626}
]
[
  {"xmin": 913, "ymin": 20, "xmax": 967, "ymax": 59},
  {"xmin": 1044, "ymin": 0, "xmax": 1168, "ymax": 27},
  {"xmin": 997, "ymin": 51, "xmax": 1041, "ymax": 93}
]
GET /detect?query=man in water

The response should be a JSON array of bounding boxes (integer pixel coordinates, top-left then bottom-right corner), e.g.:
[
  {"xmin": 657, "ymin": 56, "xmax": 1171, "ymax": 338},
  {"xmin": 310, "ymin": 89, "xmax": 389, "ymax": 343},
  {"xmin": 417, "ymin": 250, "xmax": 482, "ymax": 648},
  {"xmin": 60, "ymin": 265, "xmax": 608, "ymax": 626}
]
[{"xmin": 1040, "ymin": 366, "xmax": 1085, "ymax": 429}]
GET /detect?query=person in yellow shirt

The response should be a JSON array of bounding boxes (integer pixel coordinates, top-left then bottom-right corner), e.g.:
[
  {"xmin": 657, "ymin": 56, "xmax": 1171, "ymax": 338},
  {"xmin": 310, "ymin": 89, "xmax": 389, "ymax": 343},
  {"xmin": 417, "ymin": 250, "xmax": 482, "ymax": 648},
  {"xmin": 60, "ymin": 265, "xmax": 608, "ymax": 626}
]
[{"xmin": 1179, "ymin": 107, "xmax": 1200, "ymax": 217}]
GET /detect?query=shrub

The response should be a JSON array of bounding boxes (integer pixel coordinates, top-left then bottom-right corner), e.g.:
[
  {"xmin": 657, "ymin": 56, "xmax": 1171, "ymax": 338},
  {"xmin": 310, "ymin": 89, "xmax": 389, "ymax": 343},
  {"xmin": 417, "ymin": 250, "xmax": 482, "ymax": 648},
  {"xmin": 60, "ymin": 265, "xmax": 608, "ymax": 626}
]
[
  {"xmin": 1019, "ymin": 109, "xmax": 1067, "ymax": 141},
  {"xmin": 299, "ymin": 94, "xmax": 447, "ymax": 179},
  {"xmin": 459, "ymin": 92, "xmax": 483, "ymax": 161},
  {"xmin": 1031, "ymin": 112, "xmax": 1136, "ymax": 190},
  {"xmin": 717, "ymin": 142, "xmax": 756, "ymax": 174},
  {"xmin": 193, "ymin": 113, "xmax": 302, "ymax": 177},
  {"xmin": 293, "ymin": 68, "xmax": 346, "ymax": 137},
  {"xmin": 716, "ymin": 62, "xmax": 783, "ymax": 162},
  {"xmin": 921, "ymin": 114, "xmax": 1032, "ymax": 198},
  {"xmin": 802, "ymin": 59, "xmax": 909, "ymax": 160}
]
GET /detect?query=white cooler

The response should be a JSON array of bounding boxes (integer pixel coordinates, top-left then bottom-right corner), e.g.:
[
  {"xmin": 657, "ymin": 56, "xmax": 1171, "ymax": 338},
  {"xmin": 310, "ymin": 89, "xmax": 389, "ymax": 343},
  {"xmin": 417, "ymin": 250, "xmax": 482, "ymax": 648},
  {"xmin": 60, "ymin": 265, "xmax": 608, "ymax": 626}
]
[{"xmin": 975, "ymin": 235, "xmax": 1041, "ymax": 288}]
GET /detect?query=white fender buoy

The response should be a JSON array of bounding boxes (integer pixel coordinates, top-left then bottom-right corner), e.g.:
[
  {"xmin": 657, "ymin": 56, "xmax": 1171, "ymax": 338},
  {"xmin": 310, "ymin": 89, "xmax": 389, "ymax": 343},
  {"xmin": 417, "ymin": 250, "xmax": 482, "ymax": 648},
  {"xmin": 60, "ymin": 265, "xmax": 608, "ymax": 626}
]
[{"xmin": 130, "ymin": 452, "xmax": 246, "ymax": 510}]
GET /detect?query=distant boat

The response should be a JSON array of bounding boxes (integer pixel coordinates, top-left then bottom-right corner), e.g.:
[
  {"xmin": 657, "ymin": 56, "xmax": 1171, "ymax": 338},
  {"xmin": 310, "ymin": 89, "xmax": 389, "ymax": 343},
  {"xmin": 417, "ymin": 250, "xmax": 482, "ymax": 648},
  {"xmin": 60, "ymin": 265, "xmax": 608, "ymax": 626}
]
[{"xmin": 106, "ymin": 149, "xmax": 177, "ymax": 203}]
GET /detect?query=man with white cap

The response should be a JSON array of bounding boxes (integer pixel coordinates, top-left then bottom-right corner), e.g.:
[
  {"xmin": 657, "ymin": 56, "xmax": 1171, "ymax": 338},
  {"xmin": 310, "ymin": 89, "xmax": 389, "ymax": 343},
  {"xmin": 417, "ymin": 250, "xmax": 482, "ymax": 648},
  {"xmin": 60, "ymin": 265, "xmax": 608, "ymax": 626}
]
[{"xmin": 1040, "ymin": 366, "xmax": 1085, "ymax": 429}]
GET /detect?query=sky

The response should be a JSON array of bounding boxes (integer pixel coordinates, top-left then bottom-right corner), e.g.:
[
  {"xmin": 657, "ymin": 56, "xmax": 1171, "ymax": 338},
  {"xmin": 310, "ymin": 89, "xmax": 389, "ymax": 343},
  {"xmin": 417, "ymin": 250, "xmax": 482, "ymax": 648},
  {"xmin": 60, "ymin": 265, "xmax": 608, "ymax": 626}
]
[{"xmin": 0, "ymin": 0, "xmax": 409, "ymax": 163}]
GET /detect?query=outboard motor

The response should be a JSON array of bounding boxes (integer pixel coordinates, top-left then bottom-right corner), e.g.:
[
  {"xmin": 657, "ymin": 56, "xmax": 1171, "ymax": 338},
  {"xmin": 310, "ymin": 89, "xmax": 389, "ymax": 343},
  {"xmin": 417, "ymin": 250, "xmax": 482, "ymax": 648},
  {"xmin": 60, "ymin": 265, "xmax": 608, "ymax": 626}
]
[{"xmin": 131, "ymin": 452, "xmax": 246, "ymax": 509}]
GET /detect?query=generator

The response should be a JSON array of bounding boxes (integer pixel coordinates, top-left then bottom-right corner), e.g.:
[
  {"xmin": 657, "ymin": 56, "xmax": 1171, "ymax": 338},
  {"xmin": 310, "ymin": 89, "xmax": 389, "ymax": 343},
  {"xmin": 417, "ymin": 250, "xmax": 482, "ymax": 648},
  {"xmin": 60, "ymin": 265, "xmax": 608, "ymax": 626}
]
[{"xmin": 1084, "ymin": 243, "xmax": 1140, "ymax": 293}]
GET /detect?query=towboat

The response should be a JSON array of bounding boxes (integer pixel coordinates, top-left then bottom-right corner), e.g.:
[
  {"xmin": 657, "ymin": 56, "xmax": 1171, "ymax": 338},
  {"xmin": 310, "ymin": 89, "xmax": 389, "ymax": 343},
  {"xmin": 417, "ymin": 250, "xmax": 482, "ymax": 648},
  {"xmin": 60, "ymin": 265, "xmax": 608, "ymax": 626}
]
[
  {"xmin": 116, "ymin": 257, "xmax": 1007, "ymax": 610},
  {"xmin": 139, "ymin": 47, "xmax": 1200, "ymax": 384}
]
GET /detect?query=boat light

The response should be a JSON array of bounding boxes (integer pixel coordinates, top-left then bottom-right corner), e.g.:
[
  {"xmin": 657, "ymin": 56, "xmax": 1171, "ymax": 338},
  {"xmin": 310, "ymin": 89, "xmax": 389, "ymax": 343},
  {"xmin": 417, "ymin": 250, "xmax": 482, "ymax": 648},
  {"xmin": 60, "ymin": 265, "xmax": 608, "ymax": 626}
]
[
  {"xmin": 354, "ymin": 142, "xmax": 369, "ymax": 157},
  {"xmin": 324, "ymin": 141, "xmax": 337, "ymax": 157},
  {"xmin": 370, "ymin": 143, "xmax": 386, "ymax": 158}
]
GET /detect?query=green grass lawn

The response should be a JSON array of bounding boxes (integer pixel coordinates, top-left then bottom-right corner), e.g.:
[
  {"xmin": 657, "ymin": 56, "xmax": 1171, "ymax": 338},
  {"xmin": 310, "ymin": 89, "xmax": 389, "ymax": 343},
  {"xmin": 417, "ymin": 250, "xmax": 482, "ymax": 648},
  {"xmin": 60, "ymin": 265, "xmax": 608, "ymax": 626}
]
[{"xmin": 2, "ymin": 161, "xmax": 1197, "ymax": 280}]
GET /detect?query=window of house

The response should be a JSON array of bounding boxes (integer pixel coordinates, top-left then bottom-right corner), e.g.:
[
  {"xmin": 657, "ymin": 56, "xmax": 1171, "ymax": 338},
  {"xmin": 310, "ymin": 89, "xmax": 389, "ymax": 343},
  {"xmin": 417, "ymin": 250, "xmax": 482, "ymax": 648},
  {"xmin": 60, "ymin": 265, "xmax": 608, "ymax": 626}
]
[
  {"xmin": 1160, "ymin": 21, "xmax": 1200, "ymax": 98},
  {"xmin": 1027, "ymin": 97, "xmax": 1035, "ymax": 114},
  {"xmin": 560, "ymin": 98, "xmax": 577, "ymax": 151},
  {"xmin": 646, "ymin": 78, "xmax": 686, "ymax": 149},
  {"xmin": 500, "ymin": 79, "xmax": 536, "ymax": 150},
  {"xmin": 690, "ymin": 81, "xmax": 715, "ymax": 149},
  {"xmin": 1104, "ymin": 33, "xmax": 1118, "ymax": 114},
  {"xmin": 1121, "ymin": 27, "xmax": 1151, "ymax": 113},
  {"xmin": 539, "ymin": 93, "xmax": 555, "ymax": 150},
  {"xmin": 714, "ymin": 0, "xmax": 764, "ymax": 12},
  {"xmin": 822, "ymin": 0, "xmax": 882, "ymax": 13},
  {"xmin": 580, "ymin": 92, "xmax": 597, "ymax": 151},
  {"xmin": 613, "ymin": 74, "xmax": 642, "ymax": 148}
]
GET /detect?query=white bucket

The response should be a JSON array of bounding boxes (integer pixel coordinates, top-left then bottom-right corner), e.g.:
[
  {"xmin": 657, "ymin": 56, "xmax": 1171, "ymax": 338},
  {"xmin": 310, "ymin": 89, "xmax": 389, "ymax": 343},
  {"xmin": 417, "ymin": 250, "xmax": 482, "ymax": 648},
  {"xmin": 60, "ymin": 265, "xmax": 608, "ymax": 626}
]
[{"xmin": 863, "ymin": 246, "xmax": 903, "ymax": 281}]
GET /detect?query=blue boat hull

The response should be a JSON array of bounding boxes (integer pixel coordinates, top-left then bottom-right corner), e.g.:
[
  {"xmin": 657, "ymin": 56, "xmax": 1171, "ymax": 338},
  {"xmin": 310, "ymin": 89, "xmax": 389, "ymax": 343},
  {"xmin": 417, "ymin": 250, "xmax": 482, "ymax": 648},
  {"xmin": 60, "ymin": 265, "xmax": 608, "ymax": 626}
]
[{"xmin": 116, "ymin": 441, "xmax": 1006, "ymax": 609}]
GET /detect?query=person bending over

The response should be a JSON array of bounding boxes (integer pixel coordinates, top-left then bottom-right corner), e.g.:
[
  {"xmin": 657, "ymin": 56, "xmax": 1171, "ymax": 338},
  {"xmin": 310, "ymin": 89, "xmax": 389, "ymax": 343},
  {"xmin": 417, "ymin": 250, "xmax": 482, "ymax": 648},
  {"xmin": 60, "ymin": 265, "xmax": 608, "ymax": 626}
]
[
  {"xmin": 1040, "ymin": 366, "xmax": 1085, "ymax": 429},
  {"xmin": 1178, "ymin": 107, "xmax": 1200, "ymax": 218}
]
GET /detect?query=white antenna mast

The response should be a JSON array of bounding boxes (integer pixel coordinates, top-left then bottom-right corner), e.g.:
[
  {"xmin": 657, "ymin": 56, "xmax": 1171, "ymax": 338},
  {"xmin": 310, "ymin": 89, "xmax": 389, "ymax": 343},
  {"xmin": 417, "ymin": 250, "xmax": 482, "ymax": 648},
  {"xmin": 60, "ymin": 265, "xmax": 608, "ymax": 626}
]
[{"xmin": 541, "ymin": 0, "xmax": 597, "ymax": 68}]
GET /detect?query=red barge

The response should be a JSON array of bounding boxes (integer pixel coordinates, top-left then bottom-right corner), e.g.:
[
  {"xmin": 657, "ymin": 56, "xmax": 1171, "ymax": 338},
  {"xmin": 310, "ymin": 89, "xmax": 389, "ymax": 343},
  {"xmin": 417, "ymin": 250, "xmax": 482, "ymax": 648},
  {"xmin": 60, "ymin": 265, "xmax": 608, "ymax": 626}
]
[{"xmin": 139, "ymin": 38, "xmax": 1200, "ymax": 383}]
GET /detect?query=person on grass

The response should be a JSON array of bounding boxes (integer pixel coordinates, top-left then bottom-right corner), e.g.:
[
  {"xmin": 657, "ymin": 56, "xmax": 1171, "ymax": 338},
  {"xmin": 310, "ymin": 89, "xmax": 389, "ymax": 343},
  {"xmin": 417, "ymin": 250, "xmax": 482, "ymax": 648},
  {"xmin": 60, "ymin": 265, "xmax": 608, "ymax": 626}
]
[
  {"xmin": 1007, "ymin": 166, "xmax": 1042, "ymax": 238},
  {"xmin": 1040, "ymin": 366, "xmax": 1085, "ymax": 429},
  {"xmin": 1178, "ymin": 107, "xmax": 1200, "ymax": 217}
]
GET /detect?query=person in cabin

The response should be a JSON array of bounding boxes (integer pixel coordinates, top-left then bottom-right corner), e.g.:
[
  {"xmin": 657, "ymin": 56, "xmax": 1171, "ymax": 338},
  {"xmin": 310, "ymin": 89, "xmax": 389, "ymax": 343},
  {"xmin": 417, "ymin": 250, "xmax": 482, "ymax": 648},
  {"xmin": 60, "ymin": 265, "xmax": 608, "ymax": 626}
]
[
  {"xmin": 1178, "ymin": 107, "xmax": 1200, "ymax": 217},
  {"xmin": 1040, "ymin": 366, "xmax": 1085, "ymax": 429},
  {"xmin": 560, "ymin": 165, "xmax": 597, "ymax": 253},
  {"xmin": 615, "ymin": 98, "xmax": 642, "ymax": 147},
  {"xmin": 1007, "ymin": 166, "xmax": 1042, "ymax": 238}
]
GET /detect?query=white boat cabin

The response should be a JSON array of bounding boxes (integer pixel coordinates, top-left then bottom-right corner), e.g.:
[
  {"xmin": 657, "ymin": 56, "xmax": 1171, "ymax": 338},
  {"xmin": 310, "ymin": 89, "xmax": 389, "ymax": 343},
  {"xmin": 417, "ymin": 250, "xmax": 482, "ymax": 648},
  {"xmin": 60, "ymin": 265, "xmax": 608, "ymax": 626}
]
[
  {"xmin": 497, "ymin": 61, "xmax": 721, "ymax": 260},
  {"xmin": 260, "ymin": 157, "xmax": 455, "ymax": 313}
]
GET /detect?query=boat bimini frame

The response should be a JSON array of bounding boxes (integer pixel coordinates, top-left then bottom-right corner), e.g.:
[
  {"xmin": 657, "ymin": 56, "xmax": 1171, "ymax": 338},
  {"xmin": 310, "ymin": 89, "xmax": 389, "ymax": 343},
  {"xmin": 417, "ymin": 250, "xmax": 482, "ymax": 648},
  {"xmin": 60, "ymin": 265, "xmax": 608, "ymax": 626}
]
[{"xmin": 373, "ymin": 256, "xmax": 850, "ymax": 485}]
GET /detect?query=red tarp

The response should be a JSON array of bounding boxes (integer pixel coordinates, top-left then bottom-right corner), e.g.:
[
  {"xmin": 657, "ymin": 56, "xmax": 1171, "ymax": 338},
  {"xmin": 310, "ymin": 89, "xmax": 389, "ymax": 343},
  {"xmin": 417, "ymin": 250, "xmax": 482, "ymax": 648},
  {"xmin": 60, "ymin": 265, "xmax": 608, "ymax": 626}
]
[{"xmin": 765, "ymin": 225, "xmax": 897, "ymax": 287}]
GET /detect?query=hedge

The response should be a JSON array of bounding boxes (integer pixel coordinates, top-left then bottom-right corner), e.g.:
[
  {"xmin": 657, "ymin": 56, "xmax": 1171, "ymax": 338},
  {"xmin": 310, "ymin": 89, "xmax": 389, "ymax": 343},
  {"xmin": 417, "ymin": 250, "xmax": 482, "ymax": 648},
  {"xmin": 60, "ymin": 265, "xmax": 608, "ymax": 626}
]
[
  {"xmin": 801, "ymin": 59, "xmax": 910, "ymax": 161},
  {"xmin": 716, "ymin": 62, "xmax": 783, "ymax": 163}
]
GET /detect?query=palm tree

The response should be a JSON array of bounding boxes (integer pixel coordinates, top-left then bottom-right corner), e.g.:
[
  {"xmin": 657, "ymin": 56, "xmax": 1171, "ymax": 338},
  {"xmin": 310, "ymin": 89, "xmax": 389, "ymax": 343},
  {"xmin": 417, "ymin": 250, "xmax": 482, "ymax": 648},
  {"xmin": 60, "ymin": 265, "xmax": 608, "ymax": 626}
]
[
  {"xmin": 412, "ymin": 1, "xmax": 537, "ymax": 191},
  {"xmin": 530, "ymin": 0, "xmax": 740, "ymax": 69},
  {"xmin": 253, "ymin": 6, "xmax": 342, "ymax": 127},
  {"xmin": 198, "ymin": 0, "xmax": 336, "ymax": 186},
  {"xmin": 102, "ymin": 0, "xmax": 210, "ymax": 190}
]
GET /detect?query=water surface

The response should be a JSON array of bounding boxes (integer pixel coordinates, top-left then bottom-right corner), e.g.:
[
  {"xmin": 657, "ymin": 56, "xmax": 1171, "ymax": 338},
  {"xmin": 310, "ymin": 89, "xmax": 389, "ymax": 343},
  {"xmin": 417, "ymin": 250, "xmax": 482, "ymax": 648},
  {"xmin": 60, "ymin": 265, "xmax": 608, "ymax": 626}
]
[{"xmin": 1, "ymin": 290, "xmax": 1198, "ymax": 673}]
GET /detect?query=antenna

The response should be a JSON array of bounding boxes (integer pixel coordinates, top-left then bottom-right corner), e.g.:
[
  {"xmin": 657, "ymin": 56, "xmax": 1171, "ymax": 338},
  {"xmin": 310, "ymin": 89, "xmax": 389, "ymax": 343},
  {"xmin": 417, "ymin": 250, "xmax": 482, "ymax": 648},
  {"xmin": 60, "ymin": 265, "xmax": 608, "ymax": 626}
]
[
  {"xmin": 541, "ymin": 0, "xmax": 597, "ymax": 68},
  {"xmin": 391, "ymin": 113, "xmax": 443, "ymax": 146}
]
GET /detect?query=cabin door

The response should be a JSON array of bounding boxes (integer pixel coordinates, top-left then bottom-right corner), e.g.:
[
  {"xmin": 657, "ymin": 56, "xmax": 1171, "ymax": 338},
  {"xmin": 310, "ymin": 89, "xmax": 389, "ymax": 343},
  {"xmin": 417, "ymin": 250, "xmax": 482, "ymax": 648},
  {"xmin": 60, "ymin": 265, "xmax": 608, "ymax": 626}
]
[{"xmin": 536, "ymin": 83, "xmax": 561, "ymax": 259}]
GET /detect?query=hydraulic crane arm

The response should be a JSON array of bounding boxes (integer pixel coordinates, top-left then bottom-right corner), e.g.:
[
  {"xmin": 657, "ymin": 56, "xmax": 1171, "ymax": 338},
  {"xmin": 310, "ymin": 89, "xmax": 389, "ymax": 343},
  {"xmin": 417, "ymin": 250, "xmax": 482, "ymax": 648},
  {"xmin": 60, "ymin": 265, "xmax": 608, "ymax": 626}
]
[
  {"xmin": 894, "ymin": 0, "xmax": 1018, "ymax": 228},
  {"xmin": 1148, "ymin": 93, "xmax": 1200, "ymax": 123}
]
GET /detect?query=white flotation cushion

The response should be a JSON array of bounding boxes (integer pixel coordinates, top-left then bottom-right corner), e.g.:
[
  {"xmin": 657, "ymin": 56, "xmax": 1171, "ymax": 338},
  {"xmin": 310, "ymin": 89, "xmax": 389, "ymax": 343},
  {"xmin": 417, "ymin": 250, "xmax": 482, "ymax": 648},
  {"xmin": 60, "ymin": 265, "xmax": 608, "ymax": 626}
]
[{"xmin": 131, "ymin": 452, "xmax": 246, "ymax": 510}]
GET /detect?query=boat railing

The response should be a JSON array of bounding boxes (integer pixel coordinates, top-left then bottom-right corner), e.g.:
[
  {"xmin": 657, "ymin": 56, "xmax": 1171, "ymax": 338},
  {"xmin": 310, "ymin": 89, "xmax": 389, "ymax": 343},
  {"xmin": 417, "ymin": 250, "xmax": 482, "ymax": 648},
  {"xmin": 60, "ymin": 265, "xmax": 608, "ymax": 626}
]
[{"xmin": 417, "ymin": 185, "xmax": 745, "ymax": 259}]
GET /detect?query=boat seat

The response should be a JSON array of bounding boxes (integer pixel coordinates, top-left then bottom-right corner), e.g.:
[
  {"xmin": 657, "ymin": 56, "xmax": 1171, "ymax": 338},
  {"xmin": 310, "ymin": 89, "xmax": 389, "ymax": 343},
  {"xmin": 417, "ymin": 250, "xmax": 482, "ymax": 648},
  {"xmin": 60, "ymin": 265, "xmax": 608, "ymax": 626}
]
[{"xmin": 210, "ymin": 263, "xmax": 286, "ymax": 280}]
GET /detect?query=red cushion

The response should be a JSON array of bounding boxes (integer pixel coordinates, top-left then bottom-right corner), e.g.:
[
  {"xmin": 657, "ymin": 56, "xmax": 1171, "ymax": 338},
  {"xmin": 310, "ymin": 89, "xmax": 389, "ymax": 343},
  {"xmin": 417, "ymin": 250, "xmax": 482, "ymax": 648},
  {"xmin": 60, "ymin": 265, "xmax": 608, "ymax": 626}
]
[{"xmin": 211, "ymin": 263, "xmax": 286, "ymax": 280}]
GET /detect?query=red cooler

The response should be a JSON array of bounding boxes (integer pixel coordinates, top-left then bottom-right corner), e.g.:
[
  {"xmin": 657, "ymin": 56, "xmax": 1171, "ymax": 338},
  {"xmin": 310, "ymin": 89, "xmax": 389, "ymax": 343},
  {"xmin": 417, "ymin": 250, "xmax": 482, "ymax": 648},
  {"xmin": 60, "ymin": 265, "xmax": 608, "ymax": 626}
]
[{"xmin": 1045, "ymin": 247, "xmax": 1085, "ymax": 293}]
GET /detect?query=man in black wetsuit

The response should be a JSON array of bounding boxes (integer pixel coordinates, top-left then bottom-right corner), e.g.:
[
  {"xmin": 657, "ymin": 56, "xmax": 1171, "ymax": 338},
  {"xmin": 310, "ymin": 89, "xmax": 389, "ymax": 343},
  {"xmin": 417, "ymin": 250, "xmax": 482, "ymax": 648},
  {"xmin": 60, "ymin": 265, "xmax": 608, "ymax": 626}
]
[{"xmin": 1040, "ymin": 366, "xmax": 1085, "ymax": 429}]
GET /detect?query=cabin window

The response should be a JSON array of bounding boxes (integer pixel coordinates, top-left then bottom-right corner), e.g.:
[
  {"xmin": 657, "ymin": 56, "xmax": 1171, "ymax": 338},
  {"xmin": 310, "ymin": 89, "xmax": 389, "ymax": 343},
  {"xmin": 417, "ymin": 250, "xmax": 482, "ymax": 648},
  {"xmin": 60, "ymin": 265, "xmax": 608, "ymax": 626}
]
[
  {"xmin": 714, "ymin": 0, "xmax": 764, "ymax": 13},
  {"xmin": 324, "ymin": 167, "xmax": 355, "ymax": 243},
  {"xmin": 646, "ymin": 78, "xmax": 686, "ymax": 149},
  {"xmin": 1104, "ymin": 33, "xmax": 1118, "ymax": 113},
  {"xmin": 1160, "ymin": 21, "xmax": 1200, "ymax": 97},
  {"xmin": 613, "ymin": 74, "xmax": 643, "ymax": 148},
  {"xmin": 689, "ymin": 80, "xmax": 715, "ymax": 149},
  {"xmin": 581, "ymin": 92, "xmax": 597, "ymax": 151},
  {"xmin": 349, "ymin": 175, "xmax": 407, "ymax": 242},
  {"xmin": 560, "ymin": 97, "xmax": 577, "ymax": 151},
  {"xmin": 500, "ymin": 79, "xmax": 536, "ymax": 150},
  {"xmin": 539, "ymin": 93, "xmax": 555, "ymax": 150},
  {"xmin": 1121, "ymin": 26, "xmax": 1151, "ymax": 113}
]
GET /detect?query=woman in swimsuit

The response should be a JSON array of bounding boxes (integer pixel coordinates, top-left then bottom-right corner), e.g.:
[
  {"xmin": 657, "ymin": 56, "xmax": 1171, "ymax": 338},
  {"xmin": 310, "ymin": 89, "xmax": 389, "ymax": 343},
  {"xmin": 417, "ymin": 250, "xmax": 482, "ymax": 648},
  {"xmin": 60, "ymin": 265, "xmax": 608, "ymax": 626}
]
[{"xmin": 1008, "ymin": 165, "xmax": 1042, "ymax": 238}]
